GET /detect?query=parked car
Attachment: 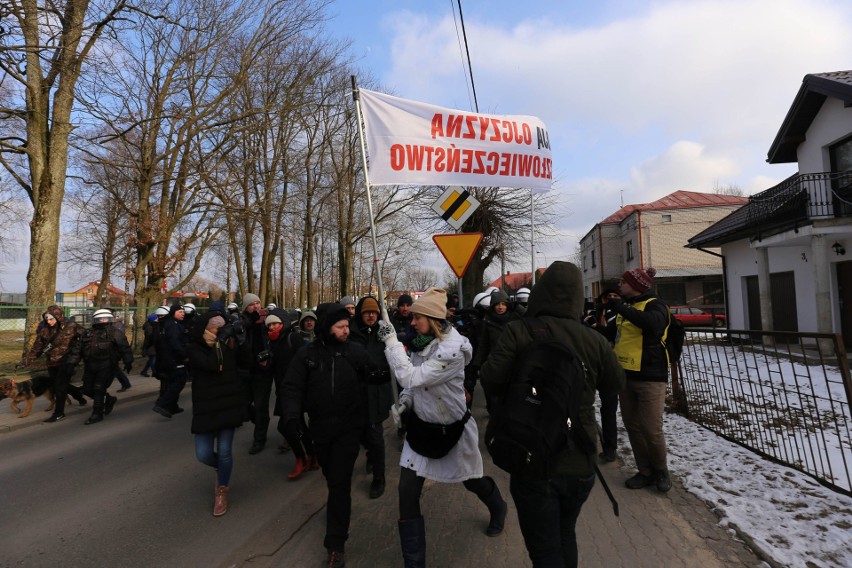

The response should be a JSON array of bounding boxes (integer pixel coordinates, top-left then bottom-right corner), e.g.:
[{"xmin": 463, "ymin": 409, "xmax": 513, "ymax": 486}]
[{"xmin": 670, "ymin": 306, "xmax": 726, "ymax": 327}]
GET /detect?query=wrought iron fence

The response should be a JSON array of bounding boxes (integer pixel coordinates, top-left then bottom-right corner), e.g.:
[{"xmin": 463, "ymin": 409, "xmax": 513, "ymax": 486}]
[{"xmin": 674, "ymin": 328, "xmax": 852, "ymax": 495}]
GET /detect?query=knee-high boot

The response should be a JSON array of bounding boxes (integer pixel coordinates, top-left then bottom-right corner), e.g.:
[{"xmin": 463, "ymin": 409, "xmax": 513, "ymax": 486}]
[
  {"xmin": 398, "ymin": 516, "xmax": 426, "ymax": 568},
  {"xmin": 478, "ymin": 477, "xmax": 507, "ymax": 537}
]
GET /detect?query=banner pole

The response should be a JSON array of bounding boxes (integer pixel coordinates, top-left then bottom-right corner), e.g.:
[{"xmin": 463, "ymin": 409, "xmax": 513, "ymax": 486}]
[
  {"xmin": 352, "ymin": 76, "xmax": 398, "ymax": 400},
  {"xmin": 531, "ymin": 192, "xmax": 536, "ymax": 285}
]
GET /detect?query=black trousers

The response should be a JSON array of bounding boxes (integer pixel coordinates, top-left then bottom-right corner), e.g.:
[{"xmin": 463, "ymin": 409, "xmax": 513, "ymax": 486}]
[
  {"xmin": 83, "ymin": 364, "xmax": 115, "ymax": 413},
  {"xmin": 248, "ymin": 372, "xmax": 274, "ymax": 443},
  {"xmin": 313, "ymin": 430, "xmax": 361, "ymax": 553},
  {"xmin": 155, "ymin": 367, "xmax": 187, "ymax": 411},
  {"xmin": 600, "ymin": 392, "xmax": 619, "ymax": 452},
  {"xmin": 47, "ymin": 364, "xmax": 72, "ymax": 416},
  {"xmin": 361, "ymin": 422, "xmax": 385, "ymax": 481}
]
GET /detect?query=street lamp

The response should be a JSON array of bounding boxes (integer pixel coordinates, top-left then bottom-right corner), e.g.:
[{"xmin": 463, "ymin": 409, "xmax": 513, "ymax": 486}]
[{"xmin": 536, "ymin": 250, "xmax": 548, "ymax": 269}]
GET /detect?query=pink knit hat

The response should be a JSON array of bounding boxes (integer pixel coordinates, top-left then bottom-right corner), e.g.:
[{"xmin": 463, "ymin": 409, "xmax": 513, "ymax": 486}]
[{"xmin": 621, "ymin": 267, "xmax": 656, "ymax": 293}]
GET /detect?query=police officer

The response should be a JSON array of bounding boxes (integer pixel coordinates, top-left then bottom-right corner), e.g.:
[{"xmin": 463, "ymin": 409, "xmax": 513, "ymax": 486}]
[{"xmin": 80, "ymin": 309, "xmax": 133, "ymax": 425}]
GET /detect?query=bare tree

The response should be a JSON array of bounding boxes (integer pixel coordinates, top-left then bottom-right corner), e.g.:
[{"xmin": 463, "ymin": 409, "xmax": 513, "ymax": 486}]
[
  {"xmin": 712, "ymin": 181, "xmax": 745, "ymax": 197},
  {"xmin": 0, "ymin": 0, "xmax": 138, "ymax": 347}
]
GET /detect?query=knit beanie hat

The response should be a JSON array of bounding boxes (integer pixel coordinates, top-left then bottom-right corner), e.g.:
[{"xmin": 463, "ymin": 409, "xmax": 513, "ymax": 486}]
[
  {"xmin": 360, "ymin": 297, "xmax": 380, "ymax": 313},
  {"xmin": 265, "ymin": 314, "xmax": 283, "ymax": 326},
  {"xmin": 300, "ymin": 311, "xmax": 317, "ymax": 324},
  {"xmin": 242, "ymin": 293, "xmax": 261, "ymax": 310},
  {"xmin": 397, "ymin": 294, "xmax": 413, "ymax": 307},
  {"xmin": 411, "ymin": 288, "xmax": 448, "ymax": 320},
  {"xmin": 206, "ymin": 315, "xmax": 226, "ymax": 330},
  {"xmin": 339, "ymin": 296, "xmax": 356, "ymax": 308},
  {"xmin": 621, "ymin": 267, "xmax": 657, "ymax": 293}
]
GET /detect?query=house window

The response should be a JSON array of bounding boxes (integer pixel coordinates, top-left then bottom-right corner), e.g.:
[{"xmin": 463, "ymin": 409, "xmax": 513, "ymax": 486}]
[
  {"xmin": 591, "ymin": 250, "xmax": 596, "ymax": 268},
  {"xmin": 702, "ymin": 280, "xmax": 724, "ymax": 305},
  {"xmin": 87, "ymin": 288, "xmax": 93, "ymax": 294},
  {"xmin": 582, "ymin": 255, "xmax": 587, "ymax": 271},
  {"xmin": 626, "ymin": 240, "xmax": 634, "ymax": 260},
  {"xmin": 830, "ymin": 134, "xmax": 852, "ymax": 172},
  {"xmin": 661, "ymin": 214, "xmax": 672, "ymax": 223},
  {"xmin": 657, "ymin": 282, "xmax": 686, "ymax": 305}
]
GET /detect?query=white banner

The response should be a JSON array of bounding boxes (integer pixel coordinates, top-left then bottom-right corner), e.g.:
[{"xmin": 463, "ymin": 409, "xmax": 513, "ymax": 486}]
[{"xmin": 359, "ymin": 89, "xmax": 553, "ymax": 191}]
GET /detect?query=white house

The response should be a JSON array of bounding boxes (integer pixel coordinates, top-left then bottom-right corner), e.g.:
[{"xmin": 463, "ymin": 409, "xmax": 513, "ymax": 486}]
[{"xmin": 688, "ymin": 71, "xmax": 852, "ymax": 345}]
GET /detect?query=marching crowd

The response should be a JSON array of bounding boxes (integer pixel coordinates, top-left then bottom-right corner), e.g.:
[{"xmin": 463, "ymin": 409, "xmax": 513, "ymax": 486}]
[{"xmin": 21, "ymin": 261, "xmax": 674, "ymax": 568}]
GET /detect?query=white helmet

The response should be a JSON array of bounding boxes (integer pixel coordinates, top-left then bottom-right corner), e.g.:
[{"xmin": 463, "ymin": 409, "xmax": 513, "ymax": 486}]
[
  {"xmin": 154, "ymin": 306, "xmax": 169, "ymax": 317},
  {"xmin": 266, "ymin": 303, "xmax": 277, "ymax": 310},
  {"xmin": 183, "ymin": 303, "xmax": 196, "ymax": 314},
  {"xmin": 515, "ymin": 287, "xmax": 531, "ymax": 304},
  {"xmin": 226, "ymin": 302, "xmax": 239, "ymax": 313},
  {"xmin": 473, "ymin": 291, "xmax": 491, "ymax": 309},
  {"xmin": 92, "ymin": 308, "xmax": 115, "ymax": 324}
]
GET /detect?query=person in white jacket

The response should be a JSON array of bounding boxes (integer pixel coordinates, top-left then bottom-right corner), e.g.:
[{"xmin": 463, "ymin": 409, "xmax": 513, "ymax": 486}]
[{"xmin": 377, "ymin": 287, "xmax": 507, "ymax": 568}]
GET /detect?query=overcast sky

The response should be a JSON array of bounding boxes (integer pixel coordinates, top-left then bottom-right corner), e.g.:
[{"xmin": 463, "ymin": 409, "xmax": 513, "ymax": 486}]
[
  {"xmin": 4, "ymin": 0, "xmax": 852, "ymax": 293},
  {"xmin": 331, "ymin": 0, "xmax": 852, "ymax": 272}
]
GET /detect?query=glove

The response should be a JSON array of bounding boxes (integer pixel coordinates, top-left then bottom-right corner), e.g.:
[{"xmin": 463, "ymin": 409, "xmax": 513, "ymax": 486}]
[
  {"xmin": 390, "ymin": 399, "xmax": 410, "ymax": 429},
  {"xmin": 377, "ymin": 320, "xmax": 397, "ymax": 344},
  {"xmin": 124, "ymin": 362, "xmax": 133, "ymax": 373}
]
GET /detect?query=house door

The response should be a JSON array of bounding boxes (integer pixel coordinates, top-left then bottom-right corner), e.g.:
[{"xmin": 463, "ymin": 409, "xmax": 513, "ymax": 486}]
[
  {"xmin": 744, "ymin": 272, "xmax": 798, "ymax": 332},
  {"xmin": 836, "ymin": 261, "xmax": 852, "ymax": 348}
]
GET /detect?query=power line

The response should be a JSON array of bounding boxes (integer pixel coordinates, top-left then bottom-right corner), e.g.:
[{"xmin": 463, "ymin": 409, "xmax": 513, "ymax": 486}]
[{"xmin": 451, "ymin": 0, "xmax": 479, "ymax": 113}]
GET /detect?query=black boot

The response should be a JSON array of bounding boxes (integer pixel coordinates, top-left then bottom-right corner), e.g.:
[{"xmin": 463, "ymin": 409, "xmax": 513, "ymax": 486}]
[
  {"xmin": 398, "ymin": 516, "xmax": 426, "ymax": 568},
  {"xmin": 104, "ymin": 394, "xmax": 117, "ymax": 416},
  {"xmin": 84, "ymin": 412, "xmax": 104, "ymax": 425},
  {"xmin": 479, "ymin": 477, "xmax": 508, "ymax": 537}
]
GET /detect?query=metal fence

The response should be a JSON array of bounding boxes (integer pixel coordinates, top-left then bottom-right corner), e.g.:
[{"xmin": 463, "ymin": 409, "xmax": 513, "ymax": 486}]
[
  {"xmin": 674, "ymin": 328, "xmax": 852, "ymax": 496},
  {"xmin": 0, "ymin": 305, "xmax": 161, "ymax": 373}
]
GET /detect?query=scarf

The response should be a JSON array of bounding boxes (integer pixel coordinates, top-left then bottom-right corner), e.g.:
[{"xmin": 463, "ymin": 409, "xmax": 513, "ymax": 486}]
[
  {"xmin": 268, "ymin": 327, "xmax": 281, "ymax": 341},
  {"xmin": 410, "ymin": 334, "xmax": 435, "ymax": 352}
]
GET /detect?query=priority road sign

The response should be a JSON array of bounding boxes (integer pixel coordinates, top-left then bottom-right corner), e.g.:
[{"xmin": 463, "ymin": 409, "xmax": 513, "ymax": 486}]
[
  {"xmin": 431, "ymin": 186, "xmax": 480, "ymax": 230},
  {"xmin": 433, "ymin": 233, "xmax": 483, "ymax": 278}
]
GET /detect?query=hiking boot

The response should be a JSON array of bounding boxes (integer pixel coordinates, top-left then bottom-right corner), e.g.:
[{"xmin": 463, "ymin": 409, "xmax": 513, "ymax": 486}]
[
  {"xmin": 654, "ymin": 469, "xmax": 672, "ymax": 492},
  {"xmin": 152, "ymin": 405, "xmax": 173, "ymax": 419},
  {"xmin": 599, "ymin": 448, "xmax": 617, "ymax": 462},
  {"xmin": 625, "ymin": 472, "xmax": 655, "ymax": 489},
  {"xmin": 326, "ymin": 550, "xmax": 345, "ymax": 568},
  {"xmin": 369, "ymin": 478, "xmax": 385, "ymax": 499},
  {"xmin": 104, "ymin": 395, "xmax": 118, "ymax": 415},
  {"xmin": 43, "ymin": 414, "xmax": 65, "ymax": 423}
]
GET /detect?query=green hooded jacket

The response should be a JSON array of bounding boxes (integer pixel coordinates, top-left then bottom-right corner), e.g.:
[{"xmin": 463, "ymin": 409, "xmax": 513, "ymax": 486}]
[{"xmin": 480, "ymin": 261, "xmax": 625, "ymax": 477}]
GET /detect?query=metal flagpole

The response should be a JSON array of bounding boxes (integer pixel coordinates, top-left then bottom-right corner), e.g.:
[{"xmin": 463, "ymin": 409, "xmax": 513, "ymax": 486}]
[
  {"xmin": 531, "ymin": 193, "xmax": 536, "ymax": 285},
  {"xmin": 351, "ymin": 76, "xmax": 398, "ymax": 400}
]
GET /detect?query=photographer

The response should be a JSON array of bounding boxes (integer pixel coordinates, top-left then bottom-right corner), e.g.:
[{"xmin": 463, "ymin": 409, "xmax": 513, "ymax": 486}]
[
  {"xmin": 349, "ymin": 296, "xmax": 394, "ymax": 499},
  {"xmin": 236, "ymin": 294, "xmax": 273, "ymax": 455}
]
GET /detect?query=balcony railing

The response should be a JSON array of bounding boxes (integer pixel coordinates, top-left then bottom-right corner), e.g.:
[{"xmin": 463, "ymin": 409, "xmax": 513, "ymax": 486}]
[{"xmin": 747, "ymin": 169, "xmax": 852, "ymax": 225}]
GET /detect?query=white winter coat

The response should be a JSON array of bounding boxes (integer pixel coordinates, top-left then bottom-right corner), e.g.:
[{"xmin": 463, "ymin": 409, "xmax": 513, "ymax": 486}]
[{"xmin": 384, "ymin": 326, "xmax": 484, "ymax": 483}]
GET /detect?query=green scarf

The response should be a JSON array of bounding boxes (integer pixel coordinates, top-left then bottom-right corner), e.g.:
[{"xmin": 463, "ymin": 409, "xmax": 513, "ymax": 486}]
[{"xmin": 410, "ymin": 334, "xmax": 435, "ymax": 352}]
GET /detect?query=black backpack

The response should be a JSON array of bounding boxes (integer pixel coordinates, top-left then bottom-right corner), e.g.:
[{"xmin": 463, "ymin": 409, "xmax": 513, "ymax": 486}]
[{"xmin": 485, "ymin": 317, "xmax": 593, "ymax": 480}]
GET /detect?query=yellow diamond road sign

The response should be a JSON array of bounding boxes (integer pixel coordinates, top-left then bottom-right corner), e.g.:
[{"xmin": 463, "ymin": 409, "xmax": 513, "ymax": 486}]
[
  {"xmin": 431, "ymin": 186, "xmax": 480, "ymax": 230},
  {"xmin": 433, "ymin": 233, "xmax": 483, "ymax": 278}
]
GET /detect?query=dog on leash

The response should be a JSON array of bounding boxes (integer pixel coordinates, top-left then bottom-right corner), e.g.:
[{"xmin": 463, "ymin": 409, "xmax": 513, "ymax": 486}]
[{"xmin": 0, "ymin": 376, "xmax": 66, "ymax": 418}]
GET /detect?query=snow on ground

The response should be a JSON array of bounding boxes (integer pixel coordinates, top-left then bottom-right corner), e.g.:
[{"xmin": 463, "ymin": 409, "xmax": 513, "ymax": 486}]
[{"xmin": 620, "ymin": 411, "xmax": 852, "ymax": 567}]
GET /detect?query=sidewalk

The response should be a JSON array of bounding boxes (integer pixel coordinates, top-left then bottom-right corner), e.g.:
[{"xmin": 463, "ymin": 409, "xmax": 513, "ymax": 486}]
[
  {"xmin": 0, "ymin": 371, "xmax": 161, "ymax": 432},
  {"xmin": 0, "ymin": 374, "xmax": 765, "ymax": 567}
]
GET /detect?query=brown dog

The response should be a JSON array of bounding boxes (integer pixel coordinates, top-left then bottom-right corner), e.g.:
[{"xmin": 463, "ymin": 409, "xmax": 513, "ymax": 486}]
[{"xmin": 0, "ymin": 376, "xmax": 62, "ymax": 418}]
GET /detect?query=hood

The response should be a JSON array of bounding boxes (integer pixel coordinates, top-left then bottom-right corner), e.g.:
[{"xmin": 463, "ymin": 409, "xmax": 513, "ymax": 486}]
[
  {"xmin": 525, "ymin": 261, "xmax": 584, "ymax": 320},
  {"xmin": 489, "ymin": 290, "xmax": 509, "ymax": 310},
  {"xmin": 299, "ymin": 311, "xmax": 317, "ymax": 325},
  {"xmin": 45, "ymin": 305, "xmax": 65, "ymax": 323},
  {"xmin": 188, "ymin": 311, "xmax": 217, "ymax": 343},
  {"xmin": 315, "ymin": 302, "xmax": 351, "ymax": 342}
]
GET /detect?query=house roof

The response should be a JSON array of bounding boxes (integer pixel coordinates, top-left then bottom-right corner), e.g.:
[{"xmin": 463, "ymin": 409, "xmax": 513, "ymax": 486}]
[
  {"xmin": 67, "ymin": 280, "xmax": 125, "ymax": 296},
  {"xmin": 767, "ymin": 71, "xmax": 852, "ymax": 164},
  {"xmin": 487, "ymin": 270, "xmax": 545, "ymax": 290},
  {"xmin": 600, "ymin": 191, "xmax": 747, "ymax": 225}
]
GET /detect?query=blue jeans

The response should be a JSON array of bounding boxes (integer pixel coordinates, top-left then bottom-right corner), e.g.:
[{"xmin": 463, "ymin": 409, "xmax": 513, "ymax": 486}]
[
  {"xmin": 509, "ymin": 472, "xmax": 596, "ymax": 568},
  {"xmin": 195, "ymin": 428, "xmax": 236, "ymax": 486}
]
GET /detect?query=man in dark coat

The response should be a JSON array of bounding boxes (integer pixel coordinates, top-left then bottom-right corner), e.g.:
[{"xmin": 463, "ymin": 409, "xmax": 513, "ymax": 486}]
[
  {"xmin": 281, "ymin": 303, "xmax": 371, "ymax": 568},
  {"xmin": 349, "ymin": 296, "xmax": 394, "ymax": 499},
  {"xmin": 481, "ymin": 261, "xmax": 625, "ymax": 567},
  {"xmin": 237, "ymin": 293, "xmax": 274, "ymax": 455},
  {"xmin": 152, "ymin": 303, "xmax": 188, "ymax": 418}
]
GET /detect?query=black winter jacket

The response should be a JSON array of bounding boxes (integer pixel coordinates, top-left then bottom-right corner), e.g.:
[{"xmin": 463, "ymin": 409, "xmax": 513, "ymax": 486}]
[
  {"xmin": 281, "ymin": 338, "xmax": 370, "ymax": 444},
  {"xmin": 186, "ymin": 313, "xmax": 248, "ymax": 434}
]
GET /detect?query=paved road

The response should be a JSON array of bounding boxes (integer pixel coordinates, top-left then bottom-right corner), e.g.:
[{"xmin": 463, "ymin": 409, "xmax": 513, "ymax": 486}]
[{"xmin": 0, "ymin": 375, "xmax": 766, "ymax": 567}]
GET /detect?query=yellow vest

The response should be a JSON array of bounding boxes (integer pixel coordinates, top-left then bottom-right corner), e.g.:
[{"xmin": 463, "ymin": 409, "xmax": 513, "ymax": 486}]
[{"xmin": 613, "ymin": 298, "xmax": 670, "ymax": 372}]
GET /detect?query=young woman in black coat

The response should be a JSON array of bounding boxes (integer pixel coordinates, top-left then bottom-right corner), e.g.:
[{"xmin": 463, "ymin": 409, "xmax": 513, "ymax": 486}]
[{"xmin": 186, "ymin": 312, "xmax": 249, "ymax": 517}]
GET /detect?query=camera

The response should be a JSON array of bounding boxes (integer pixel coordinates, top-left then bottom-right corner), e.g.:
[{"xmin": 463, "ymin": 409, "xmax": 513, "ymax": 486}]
[{"xmin": 256, "ymin": 350, "xmax": 272, "ymax": 363}]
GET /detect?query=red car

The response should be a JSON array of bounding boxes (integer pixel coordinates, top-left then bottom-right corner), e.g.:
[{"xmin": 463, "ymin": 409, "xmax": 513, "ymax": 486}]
[{"xmin": 670, "ymin": 306, "xmax": 726, "ymax": 327}]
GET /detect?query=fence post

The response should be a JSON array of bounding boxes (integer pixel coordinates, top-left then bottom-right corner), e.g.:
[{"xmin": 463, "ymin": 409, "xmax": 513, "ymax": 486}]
[{"xmin": 835, "ymin": 334, "xmax": 852, "ymax": 408}]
